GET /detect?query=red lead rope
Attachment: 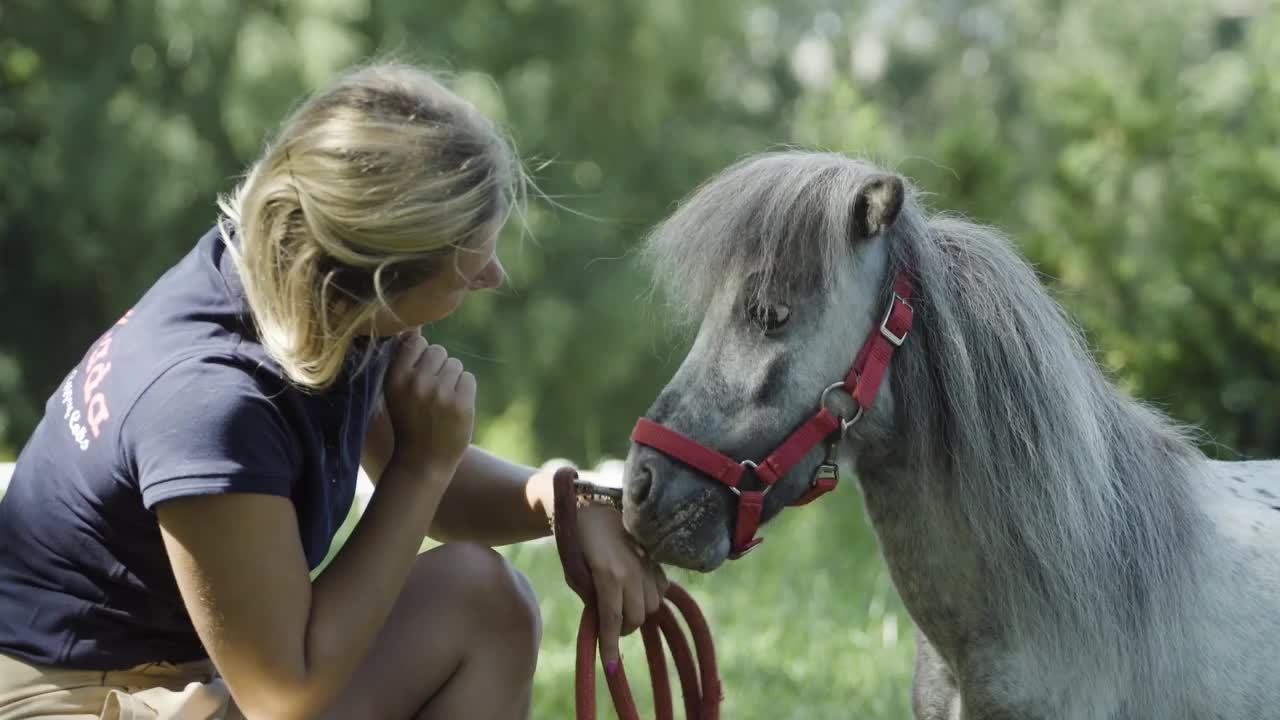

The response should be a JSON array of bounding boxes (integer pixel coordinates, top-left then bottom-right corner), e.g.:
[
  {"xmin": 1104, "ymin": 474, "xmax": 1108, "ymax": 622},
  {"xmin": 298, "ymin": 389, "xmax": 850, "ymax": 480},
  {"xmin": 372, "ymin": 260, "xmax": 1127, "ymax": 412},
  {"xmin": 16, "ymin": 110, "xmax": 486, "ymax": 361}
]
[
  {"xmin": 552, "ymin": 467, "xmax": 722, "ymax": 720},
  {"xmin": 631, "ymin": 271, "xmax": 915, "ymax": 558}
]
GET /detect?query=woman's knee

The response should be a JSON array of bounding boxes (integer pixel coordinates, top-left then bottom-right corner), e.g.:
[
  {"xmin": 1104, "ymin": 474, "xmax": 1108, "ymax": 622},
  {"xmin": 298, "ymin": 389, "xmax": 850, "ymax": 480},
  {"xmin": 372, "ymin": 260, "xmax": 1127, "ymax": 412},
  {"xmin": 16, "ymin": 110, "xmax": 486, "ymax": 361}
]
[
  {"xmin": 414, "ymin": 542, "xmax": 542, "ymax": 649},
  {"xmin": 315, "ymin": 545, "xmax": 540, "ymax": 719}
]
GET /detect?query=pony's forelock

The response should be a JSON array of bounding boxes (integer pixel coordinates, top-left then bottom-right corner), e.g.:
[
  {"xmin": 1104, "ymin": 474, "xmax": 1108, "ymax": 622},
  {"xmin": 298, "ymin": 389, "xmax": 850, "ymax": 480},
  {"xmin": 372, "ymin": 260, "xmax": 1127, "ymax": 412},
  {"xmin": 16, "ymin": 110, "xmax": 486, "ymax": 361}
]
[{"xmin": 643, "ymin": 152, "xmax": 900, "ymax": 325}]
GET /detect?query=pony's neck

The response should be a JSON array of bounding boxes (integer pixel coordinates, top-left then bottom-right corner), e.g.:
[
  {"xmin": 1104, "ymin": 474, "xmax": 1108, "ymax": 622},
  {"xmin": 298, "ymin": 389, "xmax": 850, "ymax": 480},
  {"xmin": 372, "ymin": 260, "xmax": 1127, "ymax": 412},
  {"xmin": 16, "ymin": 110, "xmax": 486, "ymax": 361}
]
[
  {"xmin": 851, "ymin": 459, "xmax": 990, "ymax": 658},
  {"xmin": 854, "ymin": 408, "xmax": 1207, "ymax": 702},
  {"xmin": 849, "ymin": 214, "xmax": 1208, "ymax": 682}
]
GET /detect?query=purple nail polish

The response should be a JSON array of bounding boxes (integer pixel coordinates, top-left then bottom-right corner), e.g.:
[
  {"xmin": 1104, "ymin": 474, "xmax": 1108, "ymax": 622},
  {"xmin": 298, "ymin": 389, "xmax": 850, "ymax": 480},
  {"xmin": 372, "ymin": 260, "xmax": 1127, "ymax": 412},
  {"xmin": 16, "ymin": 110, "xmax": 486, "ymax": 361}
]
[{"xmin": 605, "ymin": 659, "xmax": 619, "ymax": 676}]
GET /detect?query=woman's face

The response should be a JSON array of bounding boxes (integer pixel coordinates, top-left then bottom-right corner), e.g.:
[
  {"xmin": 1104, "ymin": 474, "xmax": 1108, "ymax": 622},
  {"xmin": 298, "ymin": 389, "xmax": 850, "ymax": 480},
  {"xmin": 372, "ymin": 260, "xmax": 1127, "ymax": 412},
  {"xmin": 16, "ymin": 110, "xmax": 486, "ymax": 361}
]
[{"xmin": 370, "ymin": 225, "xmax": 504, "ymax": 335}]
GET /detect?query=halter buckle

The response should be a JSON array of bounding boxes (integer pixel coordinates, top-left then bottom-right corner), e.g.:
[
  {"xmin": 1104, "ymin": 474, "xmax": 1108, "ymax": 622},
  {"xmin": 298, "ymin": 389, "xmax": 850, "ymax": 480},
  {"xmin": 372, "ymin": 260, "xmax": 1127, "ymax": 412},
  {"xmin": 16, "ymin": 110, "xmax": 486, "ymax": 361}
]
[
  {"xmin": 880, "ymin": 293, "xmax": 912, "ymax": 346},
  {"xmin": 812, "ymin": 461, "xmax": 838, "ymax": 488}
]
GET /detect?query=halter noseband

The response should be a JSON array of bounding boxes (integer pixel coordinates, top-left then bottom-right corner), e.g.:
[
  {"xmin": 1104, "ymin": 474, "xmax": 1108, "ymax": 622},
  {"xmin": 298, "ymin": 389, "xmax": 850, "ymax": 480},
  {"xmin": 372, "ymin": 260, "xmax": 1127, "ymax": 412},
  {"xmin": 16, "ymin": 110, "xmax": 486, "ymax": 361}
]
[{"xmin": 631, "ymin": 270, "xmax": 915, "ymax": 558}]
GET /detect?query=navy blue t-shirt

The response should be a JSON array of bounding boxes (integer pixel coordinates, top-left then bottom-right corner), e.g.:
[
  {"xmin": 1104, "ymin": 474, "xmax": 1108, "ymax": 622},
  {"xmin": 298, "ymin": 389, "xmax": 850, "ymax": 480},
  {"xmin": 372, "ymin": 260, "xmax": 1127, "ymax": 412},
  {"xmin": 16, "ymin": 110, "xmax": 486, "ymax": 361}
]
[{"xmin": 0, "ymin": 223, "xmax": 391, "ymax": 669}]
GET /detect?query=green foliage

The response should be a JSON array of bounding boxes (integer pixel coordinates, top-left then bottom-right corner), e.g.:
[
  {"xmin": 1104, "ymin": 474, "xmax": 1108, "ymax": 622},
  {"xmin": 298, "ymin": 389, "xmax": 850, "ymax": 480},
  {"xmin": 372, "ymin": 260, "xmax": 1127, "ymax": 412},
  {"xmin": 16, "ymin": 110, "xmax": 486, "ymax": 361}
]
[{"xmin": 3, "ymin": 0, "xmax": 1275, "ymax": 464}]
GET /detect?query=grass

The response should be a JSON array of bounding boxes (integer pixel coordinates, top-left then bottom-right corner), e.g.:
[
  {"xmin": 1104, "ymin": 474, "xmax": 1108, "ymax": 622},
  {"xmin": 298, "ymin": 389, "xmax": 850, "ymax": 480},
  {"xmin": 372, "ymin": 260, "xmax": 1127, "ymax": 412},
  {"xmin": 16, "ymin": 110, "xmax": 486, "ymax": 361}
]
[{"xmin": 326, "ymin": 486, "xmax": 918, "ymax": 719}]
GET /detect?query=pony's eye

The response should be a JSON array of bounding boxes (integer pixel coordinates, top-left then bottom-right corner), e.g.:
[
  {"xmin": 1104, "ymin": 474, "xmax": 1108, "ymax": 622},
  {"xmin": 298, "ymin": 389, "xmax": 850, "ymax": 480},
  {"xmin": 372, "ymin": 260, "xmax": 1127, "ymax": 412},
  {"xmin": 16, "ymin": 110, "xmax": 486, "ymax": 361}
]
[{"xmin": 746, "ymin": 302, "xmax": 791, "ymax": 333}]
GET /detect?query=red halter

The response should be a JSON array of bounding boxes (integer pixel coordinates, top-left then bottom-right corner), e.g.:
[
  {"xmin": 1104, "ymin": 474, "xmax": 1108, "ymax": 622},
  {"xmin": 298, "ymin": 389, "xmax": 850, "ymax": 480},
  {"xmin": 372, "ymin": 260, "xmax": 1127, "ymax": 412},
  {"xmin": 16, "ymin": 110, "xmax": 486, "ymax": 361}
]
[{"xmin": 631, "ymin": 271, "xmax": 915, "ymax": 559}]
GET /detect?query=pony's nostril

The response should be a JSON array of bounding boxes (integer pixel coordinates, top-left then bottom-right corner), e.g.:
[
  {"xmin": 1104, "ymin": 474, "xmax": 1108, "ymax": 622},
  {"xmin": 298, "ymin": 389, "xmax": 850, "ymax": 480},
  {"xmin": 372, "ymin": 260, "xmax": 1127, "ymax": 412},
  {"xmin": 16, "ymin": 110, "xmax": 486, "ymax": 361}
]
[{"xmin": 629, "ymin": 464, "xmax": 654, "ymax": 506}]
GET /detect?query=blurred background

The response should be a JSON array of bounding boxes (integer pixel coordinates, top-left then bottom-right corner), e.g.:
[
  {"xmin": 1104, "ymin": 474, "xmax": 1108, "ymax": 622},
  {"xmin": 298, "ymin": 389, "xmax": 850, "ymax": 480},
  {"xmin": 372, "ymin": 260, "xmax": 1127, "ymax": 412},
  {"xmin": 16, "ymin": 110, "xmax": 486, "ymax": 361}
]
[{"xmin": 2, "ymin": 0, "xmax": 1278, "ymax": 717}]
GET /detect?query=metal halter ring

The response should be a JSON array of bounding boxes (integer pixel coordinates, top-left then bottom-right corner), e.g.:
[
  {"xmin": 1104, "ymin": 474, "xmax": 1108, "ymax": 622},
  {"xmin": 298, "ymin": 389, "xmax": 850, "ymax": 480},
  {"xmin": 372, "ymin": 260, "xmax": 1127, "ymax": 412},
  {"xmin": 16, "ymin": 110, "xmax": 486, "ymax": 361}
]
[
  {"xmin": 728, "ymin": 460, "xmax": 773, "ymax": 497},
  {"xmin": 820, "ymin": 381, "xmax": 864, "ymax": 433}
]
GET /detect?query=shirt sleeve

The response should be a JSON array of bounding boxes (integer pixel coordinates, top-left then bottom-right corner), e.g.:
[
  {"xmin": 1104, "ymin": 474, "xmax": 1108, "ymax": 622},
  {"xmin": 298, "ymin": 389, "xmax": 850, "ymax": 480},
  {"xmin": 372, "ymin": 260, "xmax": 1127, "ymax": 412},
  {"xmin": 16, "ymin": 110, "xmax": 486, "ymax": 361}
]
[{"xmin": 121, "ymin": 356, "xmax": 301, "ymax": 510}]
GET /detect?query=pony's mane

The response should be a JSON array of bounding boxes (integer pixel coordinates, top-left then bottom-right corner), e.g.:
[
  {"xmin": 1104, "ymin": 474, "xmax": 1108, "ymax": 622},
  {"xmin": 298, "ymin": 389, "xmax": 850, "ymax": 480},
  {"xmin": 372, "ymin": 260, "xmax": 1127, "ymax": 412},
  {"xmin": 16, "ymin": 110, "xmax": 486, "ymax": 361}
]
[
  {"xmin": 648, "ymin": 150, "xmax": 1208, "ymax": 679},
  {"xmin": 888, "ymin": 202, "xmax": 1206, "ymax": 672}
]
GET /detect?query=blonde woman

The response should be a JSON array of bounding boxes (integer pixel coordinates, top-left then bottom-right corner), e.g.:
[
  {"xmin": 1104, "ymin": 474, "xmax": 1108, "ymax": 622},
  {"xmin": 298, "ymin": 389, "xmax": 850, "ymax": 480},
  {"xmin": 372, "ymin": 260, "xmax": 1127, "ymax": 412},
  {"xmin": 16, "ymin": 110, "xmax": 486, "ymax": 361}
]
[{"xmin": 0, "ymin": 62, "xmax": 663, "ymax": 719}]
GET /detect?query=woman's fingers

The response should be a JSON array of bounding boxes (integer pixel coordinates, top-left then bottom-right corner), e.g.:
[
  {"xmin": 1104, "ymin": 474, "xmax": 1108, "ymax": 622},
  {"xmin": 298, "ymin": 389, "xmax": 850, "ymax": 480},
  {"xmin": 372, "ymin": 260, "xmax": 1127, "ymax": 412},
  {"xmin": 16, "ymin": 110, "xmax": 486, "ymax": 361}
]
[
  {"xmin": 384, "ymin": 338, "xmax": 475, "ymax": 470},
  {"xmin": 575, "ymin": 503, "xmax": 674, "ymax": 670},
  {"xmin": 386, "ymin": 331, "xmax": 427, "ymax": 389},
  {"xmin": 621, "ymin": 563, "xmax": 647, "ymax": 635},
  {"xmin": 652, "ymin": 560, "xmax": 670, "ymax": 599},
  {"xmin": 595, "ymin": 578, "xmax": 624, "ymax": 669},
  {"xmin": 456, "ymin": 371, "xmax": 476, "ymax": 405},
  {"xmin": 418, "ymin": 343, "xmax": 449, "ymax": 375},
  {"xmin": 434, "ymin": 357, "xmax": 464, "ymax": 398},
  {"xmin": 642, "ymin": 571, "xmax": 661, "ymax": 617}
]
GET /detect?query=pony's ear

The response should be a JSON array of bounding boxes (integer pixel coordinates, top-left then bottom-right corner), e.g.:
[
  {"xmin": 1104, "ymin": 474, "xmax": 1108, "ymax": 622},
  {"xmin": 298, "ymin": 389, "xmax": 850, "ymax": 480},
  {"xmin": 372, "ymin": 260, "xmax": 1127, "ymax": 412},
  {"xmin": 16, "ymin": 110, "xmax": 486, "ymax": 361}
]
[{"xmin": 851, "ymin": 174, "xmax": 905, "ymax": 240}]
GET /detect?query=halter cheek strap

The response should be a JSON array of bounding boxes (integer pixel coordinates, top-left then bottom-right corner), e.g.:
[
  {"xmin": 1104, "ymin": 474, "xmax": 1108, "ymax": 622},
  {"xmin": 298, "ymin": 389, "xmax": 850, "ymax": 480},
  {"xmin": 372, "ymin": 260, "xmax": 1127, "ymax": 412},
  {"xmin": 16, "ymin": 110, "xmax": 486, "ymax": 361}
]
[{"xmin": 631, "ymin": 270, "xmax": 915, "ymax": 558}]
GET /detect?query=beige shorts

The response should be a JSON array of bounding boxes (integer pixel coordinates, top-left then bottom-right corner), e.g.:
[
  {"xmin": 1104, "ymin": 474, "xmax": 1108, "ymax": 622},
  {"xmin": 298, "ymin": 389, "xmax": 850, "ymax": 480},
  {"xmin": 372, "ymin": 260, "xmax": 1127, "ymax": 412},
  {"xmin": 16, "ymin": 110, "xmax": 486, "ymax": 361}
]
[{"xmin": 0, "ymin": 652, "xmax": 240, "ymax": 720}]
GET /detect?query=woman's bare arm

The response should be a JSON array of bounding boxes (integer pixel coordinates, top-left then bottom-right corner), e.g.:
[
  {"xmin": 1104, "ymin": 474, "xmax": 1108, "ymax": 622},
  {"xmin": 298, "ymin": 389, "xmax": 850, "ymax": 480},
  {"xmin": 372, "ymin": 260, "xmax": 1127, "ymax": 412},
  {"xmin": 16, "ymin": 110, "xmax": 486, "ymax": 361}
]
[
  {"xmin": 430, "ymin": 445, "xmax": 552, "ymax": 545},
  {"xmin": 158, "ymin": 333, "xmax": 474, "ymax": 719},
  {"xmin": 157, "ymin": 459, "xmax": 452, "ymax": 720},
  {"xmin": 361, "ymin": 402, "xmax": 552, "ymax": 546}
]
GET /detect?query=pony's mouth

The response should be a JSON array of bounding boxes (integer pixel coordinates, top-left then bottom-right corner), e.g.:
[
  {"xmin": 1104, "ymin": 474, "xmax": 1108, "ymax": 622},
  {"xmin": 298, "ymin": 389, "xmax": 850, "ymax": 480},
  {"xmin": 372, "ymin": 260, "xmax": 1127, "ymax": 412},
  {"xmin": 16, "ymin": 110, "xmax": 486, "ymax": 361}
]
[
  {"xmin": 656, "ymin": 491, "xmax": 714, "ymax": 535},
  {"xmin": 648, "ymin": 530, "xmax": 729, "ymax": 573},
  {"xmin": 626, "ymin": 487, "xmax": 731, "ymax": 572}
]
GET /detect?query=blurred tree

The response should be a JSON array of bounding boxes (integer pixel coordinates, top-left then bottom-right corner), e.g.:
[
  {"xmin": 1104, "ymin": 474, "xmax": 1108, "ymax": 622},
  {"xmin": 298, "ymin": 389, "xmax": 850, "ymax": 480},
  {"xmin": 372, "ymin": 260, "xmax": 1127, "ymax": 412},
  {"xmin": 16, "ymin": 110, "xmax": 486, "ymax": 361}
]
[
  {"xmin": 0, "ymin": 0, "xmax": 798, "ymax": 463},
  {"xmin": 1, "ymin": 0, "xmax": 263, "ymax": 455}
]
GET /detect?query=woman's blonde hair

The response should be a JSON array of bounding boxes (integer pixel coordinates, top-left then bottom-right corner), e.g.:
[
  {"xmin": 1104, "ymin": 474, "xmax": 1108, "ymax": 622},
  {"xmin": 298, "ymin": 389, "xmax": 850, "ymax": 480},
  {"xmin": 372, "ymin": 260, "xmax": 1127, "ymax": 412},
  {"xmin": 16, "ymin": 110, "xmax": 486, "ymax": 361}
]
[{"xmin": 217, "ymin": 61, "xmax": 523, "ymax": 389}]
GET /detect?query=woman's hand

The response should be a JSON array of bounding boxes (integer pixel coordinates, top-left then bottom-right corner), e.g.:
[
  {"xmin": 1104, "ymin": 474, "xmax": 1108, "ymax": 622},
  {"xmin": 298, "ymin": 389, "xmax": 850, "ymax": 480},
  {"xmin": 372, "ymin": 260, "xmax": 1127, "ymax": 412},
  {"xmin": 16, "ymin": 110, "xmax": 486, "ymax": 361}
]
[
  {"xmin": 576, "ymin": 503, "xmax": 669, "ymax": 673},
  {"xmin": 382, "ymin": 330, "xmax": 475, "ymax": 473}
]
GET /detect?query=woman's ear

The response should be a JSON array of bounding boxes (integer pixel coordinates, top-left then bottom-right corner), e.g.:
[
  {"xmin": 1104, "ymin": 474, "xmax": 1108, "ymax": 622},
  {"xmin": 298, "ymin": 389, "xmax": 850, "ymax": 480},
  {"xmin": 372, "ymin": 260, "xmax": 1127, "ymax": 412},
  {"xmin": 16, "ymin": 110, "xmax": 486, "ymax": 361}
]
[{"xmin": 851, "ymin": 174, "xmax": 905, "ymax": 240}]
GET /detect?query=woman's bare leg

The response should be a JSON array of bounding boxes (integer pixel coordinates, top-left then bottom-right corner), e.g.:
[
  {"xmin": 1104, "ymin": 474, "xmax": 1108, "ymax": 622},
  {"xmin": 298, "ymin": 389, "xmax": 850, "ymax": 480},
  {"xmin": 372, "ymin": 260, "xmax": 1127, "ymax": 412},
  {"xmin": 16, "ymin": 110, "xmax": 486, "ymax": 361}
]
[{"xmin": 320, "ymin": 542, "xmax": 542, "ymax": 720}]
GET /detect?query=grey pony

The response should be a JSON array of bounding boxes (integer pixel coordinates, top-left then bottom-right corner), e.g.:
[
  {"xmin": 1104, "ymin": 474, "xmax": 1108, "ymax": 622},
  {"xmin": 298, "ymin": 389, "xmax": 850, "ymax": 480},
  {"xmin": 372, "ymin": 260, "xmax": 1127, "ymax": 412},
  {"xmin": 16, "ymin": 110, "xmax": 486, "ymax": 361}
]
[{"xmin": 621, "ymin": 151, "xmax": 1280, "ymax": 720}]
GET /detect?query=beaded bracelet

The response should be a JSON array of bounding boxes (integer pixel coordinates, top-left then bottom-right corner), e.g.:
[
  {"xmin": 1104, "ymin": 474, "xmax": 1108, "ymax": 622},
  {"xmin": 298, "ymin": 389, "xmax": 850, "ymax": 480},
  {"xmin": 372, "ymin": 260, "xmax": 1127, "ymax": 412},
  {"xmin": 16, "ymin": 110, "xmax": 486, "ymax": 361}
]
[
  {"xmin": 547, "ymin": 478, "xmax": 624, "ymax": 532},
  {"xmin": 573, "ymin": 479, "xmax": 624, "ymax": 512}
]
